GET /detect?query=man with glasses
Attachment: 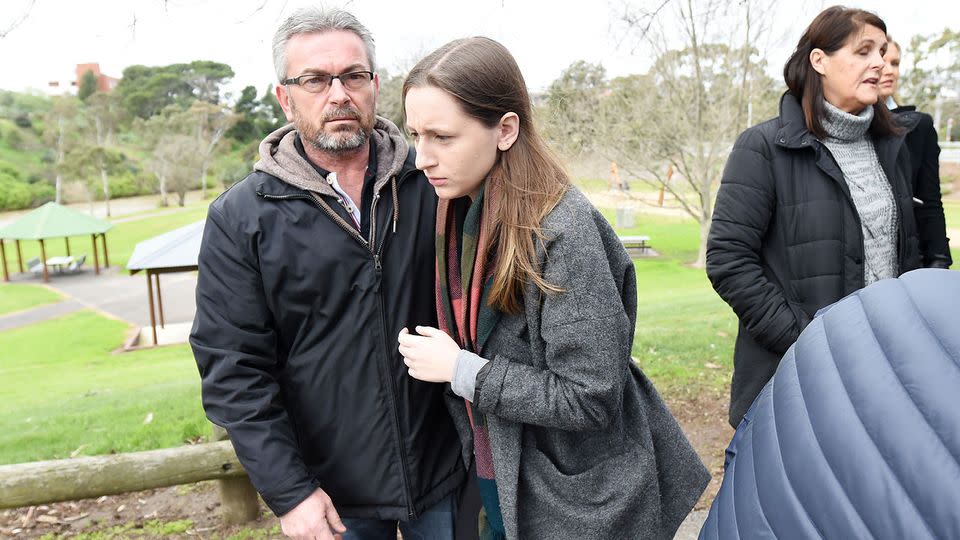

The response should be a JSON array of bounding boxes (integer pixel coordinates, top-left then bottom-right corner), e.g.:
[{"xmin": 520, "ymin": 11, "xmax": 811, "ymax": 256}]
[{"xmin": 191, "ymin": 7, "xmax": 465, "ymax": 540}]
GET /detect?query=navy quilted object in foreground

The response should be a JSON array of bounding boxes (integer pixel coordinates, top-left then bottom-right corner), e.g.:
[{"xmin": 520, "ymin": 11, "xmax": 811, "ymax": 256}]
[{"xmin": 700, "ymin": 269, "xmax": 960, "ymax": 540}]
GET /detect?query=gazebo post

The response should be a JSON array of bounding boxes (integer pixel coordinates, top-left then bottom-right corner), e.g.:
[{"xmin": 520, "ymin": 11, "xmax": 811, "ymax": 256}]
[
  {"xmin": 146, "ymin": 270, "xmax": 158, "ymax": 346},
  {"xmin": 65, "ymin": 237, "xmax": 71, "ymax": 257},
  {"xmin": 154, "ymin": 273, "xmax": 166, "ymax": 328},
  {"xmin": 16, "ymin": 240, "xmax": 23, "ymax": 273},
  {"xmin": 39, "ymin": 239, "xmax": 49, "ymax": 283},
  {"xmin": 101, "ymin": 233, "xmax": 110, "ymax": 268},
  {"xmin": 1, "ymin": 239, "xmax": 8, "ymax": 282},
  {"xmin": 91, "ymin": 234, "xmax": 100, "ymax": 275}
]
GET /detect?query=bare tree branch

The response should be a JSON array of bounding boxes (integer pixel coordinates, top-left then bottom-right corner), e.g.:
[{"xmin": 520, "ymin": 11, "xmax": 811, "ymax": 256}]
[{"xmin": 0, "ymin": 0, "xmax": 36, "ymax": 39}]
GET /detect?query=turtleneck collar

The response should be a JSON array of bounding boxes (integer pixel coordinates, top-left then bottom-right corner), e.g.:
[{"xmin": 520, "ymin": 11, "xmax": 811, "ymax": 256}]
[{"xmin": 821, "ymin": 100, "xmax": 873, "ymax": 142}]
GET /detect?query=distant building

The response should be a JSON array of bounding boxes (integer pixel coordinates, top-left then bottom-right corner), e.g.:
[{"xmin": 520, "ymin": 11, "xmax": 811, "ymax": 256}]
[
  {"xmin": 75, "ymin": 63, "xmax": 120, "ymax": 93},
  {"xmin": 45, "ymin": 63, "xmax": 120, "ymax": 96}
]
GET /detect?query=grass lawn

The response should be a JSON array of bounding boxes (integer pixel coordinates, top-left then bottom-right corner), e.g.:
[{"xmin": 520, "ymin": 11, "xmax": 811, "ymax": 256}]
[
  {"xmin": 599, "ymin": 209, "xmax": 736, "ymax": 398},
  {"xmin": 0, "ymin": 204, "xmax": 211, "ymax": 274},
  {"xmin": 0, "ymin": 283, "xmax": 64, "ymax": 316},
  {"xmin": 0, "ymin": 199, "xmax": 733, "ymax": 465},
  {"xmin": 942, "ymin": 199, "xmax": 959, "ymax": 262},
  {"xmin": 0, "ymin": 310, "xmax": 207, "ymax": 465}
]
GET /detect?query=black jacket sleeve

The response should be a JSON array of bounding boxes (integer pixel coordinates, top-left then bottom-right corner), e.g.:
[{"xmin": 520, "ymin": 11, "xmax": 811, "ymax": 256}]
[
  {"xmin": 706, "ymin": 129, "xmax": 803, "ymax": 355},
  {"xmin": 908, "ymin": 114, "xmax": 952, "ymax": 268},
  {"xmin": 190, "ymin": 204, "xmax": 318, "ymax": 516}
]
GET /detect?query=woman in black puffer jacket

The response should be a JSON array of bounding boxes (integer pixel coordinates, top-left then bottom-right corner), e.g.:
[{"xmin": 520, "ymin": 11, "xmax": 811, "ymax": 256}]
[
  {"xmin": 706, "ymin": 6, "xmax": 921, "ymax": 428},
  {"xmin": 879, "ymin": 37, "xmax": 952, "ymax": 268}
]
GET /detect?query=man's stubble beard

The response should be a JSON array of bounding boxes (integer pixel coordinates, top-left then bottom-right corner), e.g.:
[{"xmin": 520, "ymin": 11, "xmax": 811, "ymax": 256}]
[{"xmin": 290, "ymin": 98, "xmax": 375, "ymax": 155}]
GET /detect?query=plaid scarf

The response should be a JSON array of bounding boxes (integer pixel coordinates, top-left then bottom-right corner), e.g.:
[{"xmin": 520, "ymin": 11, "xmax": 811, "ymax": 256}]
[
  {"xmin": 435, "ymin": 182, "xmax": 505, "ymax": 536},
  {"xmin": 435, "ymin": 182, "xmax": 501, "ymax": 357}
]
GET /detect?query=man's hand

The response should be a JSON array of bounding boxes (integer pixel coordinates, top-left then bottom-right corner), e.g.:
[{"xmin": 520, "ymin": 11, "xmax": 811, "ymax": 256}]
[
  {"xmin": 397, "ymin": 326, "xmax": 460, "ymax": 383},
  {"xmin": 279, "ymin": 488, "xmax": 346, "ymax": 540}
]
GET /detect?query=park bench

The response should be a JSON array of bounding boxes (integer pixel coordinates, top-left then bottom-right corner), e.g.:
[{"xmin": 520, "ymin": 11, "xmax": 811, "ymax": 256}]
[{"xmin": 619, "ymin": 235, "xmax": 652, "ymax": 255}]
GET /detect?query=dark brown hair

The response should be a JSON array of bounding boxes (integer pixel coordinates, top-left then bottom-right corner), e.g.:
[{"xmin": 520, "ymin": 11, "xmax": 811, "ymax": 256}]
[
  {"xmin": 783, "ymin": 5, "xmax": 902, "ymax": 138},
  {"xmin": 402, "ymin": 37, "xmax": 569, "ymax": 314}
]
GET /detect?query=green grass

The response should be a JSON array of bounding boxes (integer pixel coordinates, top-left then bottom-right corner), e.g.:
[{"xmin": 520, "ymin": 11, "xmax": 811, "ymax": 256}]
[
  {"xmin": 0, "ymin": 119, "xmax": 45, "ymax": 172},
  {"xmin": 943, "ymin": 200, "xmax": 959, "ymax": 263},
  {"xmin": 39, "ymin": 519, "xmax": 195, "ymax": 540},
  {"xmin": 0, "ymin": 282, "xmax": 63, "ymax": 315},
  {"xmin": 945, "ymin": 200, "xmax": 959, "ymax": 228},
  {"xmin": 0, "ymin": 310, "xmax": 208, "ymax": 465},
  {"xmin": 0, "ymin": 204, "xmax": 211, "ymax": 274},
  {"xmin": 597, "ymin": 209, "xmax": 736, "ymax": 397}
]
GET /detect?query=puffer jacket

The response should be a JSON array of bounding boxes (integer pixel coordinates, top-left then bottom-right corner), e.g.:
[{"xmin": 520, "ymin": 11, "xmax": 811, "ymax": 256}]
[
  {"xmin": 707, "ymin": 92, "xmax": 922, "ymax": 427},
  {"xmin": 191, "ymin": 118, "xmax": 463, "ymax": 518},
  {"xmin": 700, "ymin": 268, "xmax": 960, "ymax": 539}
]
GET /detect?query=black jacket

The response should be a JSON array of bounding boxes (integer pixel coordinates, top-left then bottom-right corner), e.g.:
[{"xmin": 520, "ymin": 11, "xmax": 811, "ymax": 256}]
[
  {"xmin": 893, "ymin": 106, "xmax": 952, "ymax": 268},
  {"xmin": 190, "ymin": 121, "xmax": 464, "ymax": 519},
  {"xmin": 707, "ymin": 93, "xmax": 921, "ymax": 427}
]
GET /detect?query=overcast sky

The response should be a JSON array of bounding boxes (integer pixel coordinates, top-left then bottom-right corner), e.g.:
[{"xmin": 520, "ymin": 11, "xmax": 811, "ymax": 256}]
[{"xmin": 1, "ymin": 0, "xmax": 957, "ymax": 98}]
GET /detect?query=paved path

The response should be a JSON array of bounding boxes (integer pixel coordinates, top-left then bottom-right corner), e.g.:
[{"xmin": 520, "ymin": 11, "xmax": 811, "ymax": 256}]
[
  {"xmin": 3, "ymin": 266, "xmax": 197, "ymax": 329},
  {"xmin": 675, "ymin": 509, "xmax": 707, "ymax": 539},
  {"xmin": 0, "ymin": 299, "xmax": 84, "ymax": 332}
]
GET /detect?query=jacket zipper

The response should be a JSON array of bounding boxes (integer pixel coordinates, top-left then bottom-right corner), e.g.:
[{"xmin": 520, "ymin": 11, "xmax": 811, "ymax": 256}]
[
  {"xmin": 260, "ymin": 187, "xmax": 416, "ymax": 518},
  {"xmin": 814, "ymin": 142, "xmax": 866, "ymax": 288},
  {"xmin": 368, "ymin": 184, "xmax": 416, "ymax": 518}
]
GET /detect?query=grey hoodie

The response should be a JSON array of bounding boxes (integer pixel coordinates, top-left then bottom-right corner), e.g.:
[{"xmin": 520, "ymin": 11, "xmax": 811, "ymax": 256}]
[{"xmin": 254, "ymin": 117, "xmax": 411, "ymax": 234}]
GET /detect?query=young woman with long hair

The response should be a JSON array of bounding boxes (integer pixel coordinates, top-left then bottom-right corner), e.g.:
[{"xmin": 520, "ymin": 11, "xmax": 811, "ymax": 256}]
[{"xmin": 395, "ymin": 37, "xmax": 709, "ymax": 540}]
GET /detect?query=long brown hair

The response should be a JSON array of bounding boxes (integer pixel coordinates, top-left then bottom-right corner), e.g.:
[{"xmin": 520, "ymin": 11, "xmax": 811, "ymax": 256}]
[
  {"xmin": 783, "ymin": 6, "xmax": 902, "ymax": 138},
  {"xmin": 402, "ymin": 37, "xmax": 569, "ymax": 314}
]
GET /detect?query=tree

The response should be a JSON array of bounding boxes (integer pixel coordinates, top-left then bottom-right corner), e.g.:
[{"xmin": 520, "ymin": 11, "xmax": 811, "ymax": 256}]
[
  {"xmin": 85, "ymin": 92, "xmax": 124, "ymax": 147},
  {"xmin": 898, "ymin": 27, "xmax": 960, "ymax": 138},
  {"xmin": 136, "ymin": 106, "xmax": 182, "ymax": 205},
  {"xmin": 541, "ymin": 61, "xmax": 608, "ymax": 157},
  {"xmin": 116, "ymin": 61, "xmax": 234, "ymax": 119},
  {"xmin": 156, "ymin": 134, "xmax": 204, "ymax": 206},
  {"xmin": 376, "ymin": 69, "xmax": 407, "ymax": 130},
  {"xmin": 186, "ymin": 101, "xmax": 238, "ymax": 199},
  {"xmin": 42, "ymin": 96, "xmax": 82, "ymax": 204},
  {"xmin": 600, "ymin": 0, "xmax": 780, "ymax": 267},
  {"xmin": 61, "ymin": 144, "xmax": 124, "ymax": 214},
  {"xmin": 78, "ymin": 70, "xmax": 98, "ymax": 101},
  {"xmin": 227, "ymin": 84, "xmax": 286, "ymax": 143}
]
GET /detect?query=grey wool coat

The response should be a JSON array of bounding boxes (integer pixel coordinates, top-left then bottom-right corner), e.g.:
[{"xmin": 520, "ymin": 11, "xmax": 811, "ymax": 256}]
[{"xmin": 446, "ymin": 188, "xmax": 710, "ymax": 539}]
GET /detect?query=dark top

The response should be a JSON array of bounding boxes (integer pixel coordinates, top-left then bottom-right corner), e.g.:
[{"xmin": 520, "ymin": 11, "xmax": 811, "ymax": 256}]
[{"xmin": 892, "ymin": 105, "xmax": 952, "ymax": 268}]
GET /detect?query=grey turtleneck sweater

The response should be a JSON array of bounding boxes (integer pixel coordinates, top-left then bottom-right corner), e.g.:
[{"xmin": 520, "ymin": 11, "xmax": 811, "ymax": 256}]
[{"xmin": 820, "ymin": 101, "xmax": 899, "ymax": 284}]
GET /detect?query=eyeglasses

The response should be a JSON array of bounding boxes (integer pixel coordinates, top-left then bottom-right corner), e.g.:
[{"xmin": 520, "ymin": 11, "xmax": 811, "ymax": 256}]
[{"xmin": 282, "ymin": 71, "xmax": 374, "ymax": 93}]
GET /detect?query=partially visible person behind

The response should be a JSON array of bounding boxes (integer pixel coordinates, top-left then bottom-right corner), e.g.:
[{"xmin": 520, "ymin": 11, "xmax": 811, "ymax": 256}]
[
  {"xmin": 707, "ymin": 6, "xmax": 921, "ymax": 428},
  {"xmin": 880, "ymin": 37, "xmax": 952, "ymax": 268},
  {"xmin": 700, "ymin": 268, "xmax": 960, "ymax": 539},
  {"xmin": 396, "ymin": 36, "xmax": 709, "ymax": 540},
  {"xmin": 190, "ymin": 7, "xmax": 466, "ymax": 540}
]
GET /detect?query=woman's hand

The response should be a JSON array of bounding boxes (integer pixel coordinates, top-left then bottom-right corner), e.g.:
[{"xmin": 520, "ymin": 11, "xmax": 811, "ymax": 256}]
[{"xmin": 397, "ymin": 326, "xmax": 460, "ymax": 383}]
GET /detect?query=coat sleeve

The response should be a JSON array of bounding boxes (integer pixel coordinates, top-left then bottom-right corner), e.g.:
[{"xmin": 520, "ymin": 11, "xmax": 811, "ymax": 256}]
[
  {"xmin": 910, "ymin": 115, "xmax": 952, "ymax": 268},
  {"xmin": 474, "ymin": 208, "xmax": 632, "ymax": 432},
  {"xmin": 190, "ymin": 204, "xmax": 318, "ymax": 516},
  {"xmin": 706, "ymin": 129, "xmax": 803, "ymax": 355}
]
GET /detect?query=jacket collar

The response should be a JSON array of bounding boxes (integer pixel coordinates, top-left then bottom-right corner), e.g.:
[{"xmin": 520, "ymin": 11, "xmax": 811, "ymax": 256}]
[{"xmin": 775, "ymin": 92, "xmax": 815, "ymax": 150}]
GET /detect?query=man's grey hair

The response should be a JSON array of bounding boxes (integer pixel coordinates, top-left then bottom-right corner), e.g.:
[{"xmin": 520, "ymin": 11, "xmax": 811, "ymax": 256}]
[{"xmin": 272, "ymin": 7, "xmax": 377, "ymax": 83}]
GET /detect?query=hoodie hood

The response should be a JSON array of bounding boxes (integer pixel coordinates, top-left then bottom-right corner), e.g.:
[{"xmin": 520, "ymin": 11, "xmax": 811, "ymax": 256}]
[{"xmin": 254, "ymin": 116, "xmax": 411, "ymax": 198}]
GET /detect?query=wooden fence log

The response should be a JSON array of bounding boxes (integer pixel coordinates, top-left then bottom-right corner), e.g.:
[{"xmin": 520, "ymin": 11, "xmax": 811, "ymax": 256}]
[
  {"xmin": 212, "ymin": 424, "xmax": 261, "ymax": 524},
  {"xmin": 0, "ymin": 441, "xmax": 245, "ymax": 510}
]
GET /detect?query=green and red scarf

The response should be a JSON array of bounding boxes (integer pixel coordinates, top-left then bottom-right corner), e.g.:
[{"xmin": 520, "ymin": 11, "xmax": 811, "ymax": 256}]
[{"xmin": 435, "ymin": 182, "xmax": 505, "ymax": 536}]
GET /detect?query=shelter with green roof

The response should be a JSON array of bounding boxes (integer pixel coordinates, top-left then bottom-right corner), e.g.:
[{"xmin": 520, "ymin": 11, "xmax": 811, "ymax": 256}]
[{"xmin": 0, "ymin": 202, "xmax": 112, "ymax": 282}]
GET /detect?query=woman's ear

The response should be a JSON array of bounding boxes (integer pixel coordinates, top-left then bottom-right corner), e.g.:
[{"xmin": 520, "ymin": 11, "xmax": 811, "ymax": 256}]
[
  {"xmin": 809, "ymin": 48, "xmax": 827, "ymax": 76},
  {"xmin": 497, "ymin": 112, "xmax": 520, "ymax": 151}
]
